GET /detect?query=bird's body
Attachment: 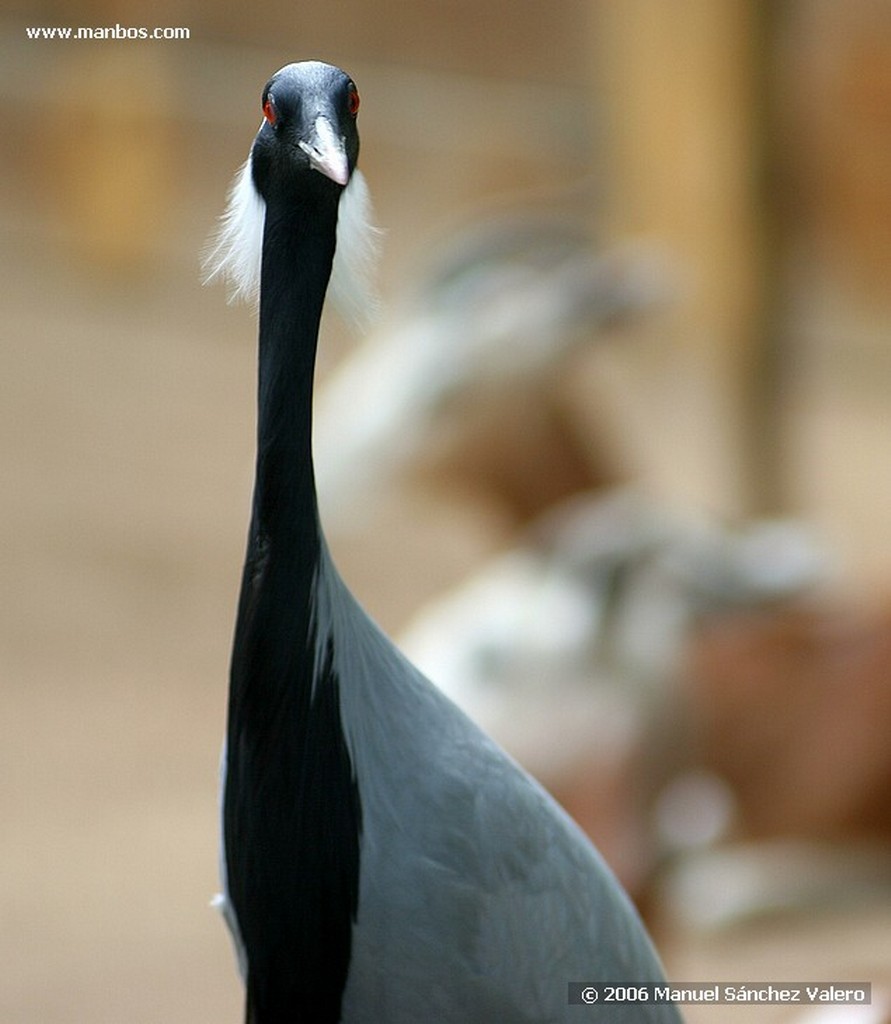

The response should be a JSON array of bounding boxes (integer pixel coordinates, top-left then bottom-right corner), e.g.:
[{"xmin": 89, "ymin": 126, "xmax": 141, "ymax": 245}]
[{"xmin": 211, "ymin": 61, "xmax": 681, "ymax": 1023}]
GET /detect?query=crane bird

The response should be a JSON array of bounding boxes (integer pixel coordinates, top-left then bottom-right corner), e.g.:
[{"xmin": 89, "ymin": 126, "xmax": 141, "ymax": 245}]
[
  {"xmin": 207, "ymin": 61, "xmax": 682, "ymax": 1023},
  {"xmin": 313, "ymin": 218, "xmax": 668, "ymax": 535}
]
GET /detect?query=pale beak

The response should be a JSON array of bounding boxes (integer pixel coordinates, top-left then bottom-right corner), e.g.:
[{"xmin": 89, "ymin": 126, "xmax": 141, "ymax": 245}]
[{"xmin": 298, "ymin": 115, "xmax": 350, "ymax": 186}]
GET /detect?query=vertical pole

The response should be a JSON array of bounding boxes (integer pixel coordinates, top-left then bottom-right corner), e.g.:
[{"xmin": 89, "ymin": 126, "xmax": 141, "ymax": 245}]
[{"xmin": 589, "ymin": 0, "xmax": 789, "ymax": 516}]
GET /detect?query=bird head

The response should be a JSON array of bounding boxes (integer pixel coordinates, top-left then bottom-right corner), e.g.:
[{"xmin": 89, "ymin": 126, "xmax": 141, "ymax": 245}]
[
  {"xmin": 205, "ymin": 61, "xmax": 378, "ymax": 314},
  {"xmin": 251, "ymin": 61, "xmax": 361, "ymax": 196}
]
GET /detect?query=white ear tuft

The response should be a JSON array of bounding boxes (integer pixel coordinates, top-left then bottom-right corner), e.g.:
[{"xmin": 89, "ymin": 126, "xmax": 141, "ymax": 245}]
[
  {"xmin": 203, "ymin": 152, "xmax": 265, "ymax": 305},
  {"xmin": 203, "ymin": 157, "xmax": 381, "ymax": 324},
  {"xmin": 329, "ymin": 169, "xmax": 383, "ymax": 330}
]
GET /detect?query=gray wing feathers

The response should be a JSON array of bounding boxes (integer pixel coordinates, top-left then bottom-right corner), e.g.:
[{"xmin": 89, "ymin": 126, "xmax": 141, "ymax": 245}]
[{"xmin": 319, "ymin": 557, "xmax": 678, "ymax": 1022}]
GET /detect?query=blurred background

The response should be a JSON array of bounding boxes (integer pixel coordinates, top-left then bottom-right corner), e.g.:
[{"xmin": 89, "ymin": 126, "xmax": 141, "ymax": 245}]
[{"xmin": 1, "ymin": 1, "xmax": 890, "ymax": 1021}]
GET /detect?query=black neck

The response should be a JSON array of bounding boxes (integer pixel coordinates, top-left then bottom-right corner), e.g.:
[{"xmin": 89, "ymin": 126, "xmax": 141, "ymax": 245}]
[
  {"xmin": 226, "ymin": 179, "xmax": 362, "ymax": 1021},
  {"xmin": 249, "ymin": 188, "xmax": 339, "ymax": 563}
]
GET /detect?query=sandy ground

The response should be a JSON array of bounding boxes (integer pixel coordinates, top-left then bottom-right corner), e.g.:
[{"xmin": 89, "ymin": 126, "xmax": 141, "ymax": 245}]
[{"xmin": 0, "ymin": 203, "xmax": 252, "ymax": 1019}]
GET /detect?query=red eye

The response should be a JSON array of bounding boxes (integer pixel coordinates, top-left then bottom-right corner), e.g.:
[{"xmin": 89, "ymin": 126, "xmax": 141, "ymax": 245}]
[
  {"xmin": 263, "ymin": 97, "xmax": 277, "ymax": 126},
  {"xmin": 347, "ymin": 87, "xmax": 360, "ymax": 117}
]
